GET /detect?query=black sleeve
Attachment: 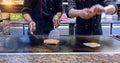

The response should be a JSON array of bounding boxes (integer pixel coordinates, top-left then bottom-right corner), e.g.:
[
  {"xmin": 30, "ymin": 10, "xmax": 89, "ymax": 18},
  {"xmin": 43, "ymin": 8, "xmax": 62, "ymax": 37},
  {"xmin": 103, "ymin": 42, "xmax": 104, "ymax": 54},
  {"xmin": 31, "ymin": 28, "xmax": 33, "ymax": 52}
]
[
  {"xmin": 54, "ymin": 0, "xmax": 62, "ymax": 13},
  {"xmin": 65, "ymin": 0, "xmax": 76, "ymax": 18},
  {"xmin": 21, "ymin": 0, "xmax": 32, "ymax": 14},
  {"xmin": 103, "ymin": 0, "xmax": 114, "ymax": 6}
]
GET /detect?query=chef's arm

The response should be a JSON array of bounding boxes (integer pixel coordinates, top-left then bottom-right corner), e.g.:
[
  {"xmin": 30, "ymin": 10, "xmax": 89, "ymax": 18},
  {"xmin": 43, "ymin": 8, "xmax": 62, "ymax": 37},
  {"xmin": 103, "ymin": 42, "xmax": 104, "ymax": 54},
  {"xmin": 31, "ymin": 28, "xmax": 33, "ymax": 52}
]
[
  {"xmin": 66, "ymin": 0, "xmax": 79, "ymax": 18},
  {"xmin": 104, "ymin": 5, "xmax": 116, "ymax": 14},
  {"xmin": 22, "ymin": 0, "xmax": 34, "ymax": 23},
  {"xmin": 68, "ymin": 8, "xmax": 82, "ymax": 18},
  {"xmin": 23, "ymin": 13, "xmax": 34, "ymax": 23},
  {"xmin": 21, "ymin": 0, "xmax": 36, "ymax": 32},
  {"xmin": 53, "ymin": 0, "xmax": 62, "ymax": 27},
  {"xmin": 54, "ymin": 0, "xmax": 62, "ymax": 18},
  {"xmin": 23, "ymin": 13, "xmax": 36, "ymax": 32},
  {"xmin": 103, "ymin": 0, "xmax": 117, "ymax": 14}
]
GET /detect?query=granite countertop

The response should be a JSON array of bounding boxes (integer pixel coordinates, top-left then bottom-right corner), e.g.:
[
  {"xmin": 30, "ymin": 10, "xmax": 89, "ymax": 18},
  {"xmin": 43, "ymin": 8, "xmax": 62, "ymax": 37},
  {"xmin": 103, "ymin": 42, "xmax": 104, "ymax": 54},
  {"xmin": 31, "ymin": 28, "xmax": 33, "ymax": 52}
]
[{"xmin": 0, "ymin": 54, "xmax": 119, "ymax": 63}]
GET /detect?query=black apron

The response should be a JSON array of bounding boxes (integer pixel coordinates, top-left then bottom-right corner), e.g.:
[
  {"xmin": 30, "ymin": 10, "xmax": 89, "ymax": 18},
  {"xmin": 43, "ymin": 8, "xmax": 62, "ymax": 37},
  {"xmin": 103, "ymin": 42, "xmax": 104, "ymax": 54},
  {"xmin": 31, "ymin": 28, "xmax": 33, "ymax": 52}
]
[
  {"xmin": 75, "ymin": 0, "xmax": 103, "ymax": 35},
  {"xmin": 30, "ymin": 0, "xmax": 54, "ymax": 35}
]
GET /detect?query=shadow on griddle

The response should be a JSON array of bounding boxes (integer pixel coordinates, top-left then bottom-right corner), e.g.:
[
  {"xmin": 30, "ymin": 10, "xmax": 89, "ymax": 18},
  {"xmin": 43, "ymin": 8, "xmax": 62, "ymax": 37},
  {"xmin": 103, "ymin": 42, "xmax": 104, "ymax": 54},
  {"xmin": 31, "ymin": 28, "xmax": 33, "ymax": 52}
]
[{"xmin": 29, "ymin": 35, "xmax": 44, "ymax": 46}]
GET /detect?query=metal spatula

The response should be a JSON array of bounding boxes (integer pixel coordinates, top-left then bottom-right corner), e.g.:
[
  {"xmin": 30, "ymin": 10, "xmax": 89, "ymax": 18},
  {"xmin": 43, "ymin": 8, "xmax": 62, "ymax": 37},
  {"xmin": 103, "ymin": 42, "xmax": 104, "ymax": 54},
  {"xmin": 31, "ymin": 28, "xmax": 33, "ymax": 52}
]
[
  {"xmin": 30, "ymin": 32, "xmax": 39, "ymax": 39},
  {"xmin": 48, "ymin": 26, "xmax": 60, "ymax": 39}
]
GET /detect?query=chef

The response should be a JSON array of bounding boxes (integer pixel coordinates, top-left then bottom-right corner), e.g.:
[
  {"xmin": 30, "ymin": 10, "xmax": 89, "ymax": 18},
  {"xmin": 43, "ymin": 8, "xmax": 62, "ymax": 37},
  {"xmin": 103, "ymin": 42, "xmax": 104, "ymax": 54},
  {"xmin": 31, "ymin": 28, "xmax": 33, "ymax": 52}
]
[
  {"xmin": 22, "ymin": 0, "xmax": 62, "ymax": 35},
  {"xmin": 66, "ymin": 0, "xmax": 117, "ymax": 35}
]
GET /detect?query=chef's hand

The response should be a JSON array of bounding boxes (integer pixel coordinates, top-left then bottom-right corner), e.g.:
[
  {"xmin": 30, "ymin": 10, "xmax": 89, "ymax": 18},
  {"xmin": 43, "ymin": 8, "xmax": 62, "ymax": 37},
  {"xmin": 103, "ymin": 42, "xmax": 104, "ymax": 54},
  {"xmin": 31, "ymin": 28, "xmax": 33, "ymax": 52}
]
[
  {"xmin": 29, "ymin": 21, "xmax": 36, "ymax": 32},
  {"xmin": 87, "ymin": 6, "xmax": 98, "ymax": 18},
  {"xmin": 82, "ymin": 4, "xmax": 105, "ymax": 19},
  {"xmin": 52, "ymin": 16, "xmax": 60, "ymax": 28},
  {"xmin": 79, "ymin": 8, "xmax": 93, "ymax": 20},
  {"xmin": 90, "ymin": 4, "xmax": 105, "ymax": 15}
]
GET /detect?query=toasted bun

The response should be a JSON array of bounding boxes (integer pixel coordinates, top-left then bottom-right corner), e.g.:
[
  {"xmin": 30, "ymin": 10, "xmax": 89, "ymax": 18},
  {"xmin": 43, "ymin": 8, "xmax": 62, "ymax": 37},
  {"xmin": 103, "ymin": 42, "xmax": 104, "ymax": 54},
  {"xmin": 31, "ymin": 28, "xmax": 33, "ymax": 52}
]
[{"xmin": 44, "ymin": 39, "xmax": 59, "ymax": 45}]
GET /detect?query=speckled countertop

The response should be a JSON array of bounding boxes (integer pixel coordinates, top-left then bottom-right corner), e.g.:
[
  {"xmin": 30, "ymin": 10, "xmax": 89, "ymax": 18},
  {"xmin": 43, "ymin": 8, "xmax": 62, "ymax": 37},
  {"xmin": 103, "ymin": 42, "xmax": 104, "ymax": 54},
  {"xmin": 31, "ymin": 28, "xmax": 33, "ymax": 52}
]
[{"xmin": 0, "ymin": 54, "xmax": 120, "ymax": 63}]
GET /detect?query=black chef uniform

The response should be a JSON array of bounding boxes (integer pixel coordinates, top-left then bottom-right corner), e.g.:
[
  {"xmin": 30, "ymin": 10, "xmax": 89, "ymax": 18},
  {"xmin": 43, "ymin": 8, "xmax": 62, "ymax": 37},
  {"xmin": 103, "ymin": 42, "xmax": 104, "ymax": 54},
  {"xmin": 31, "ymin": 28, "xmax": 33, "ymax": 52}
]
[
  {"xmin": 66, "ymin": 0, "xmax": 117, "ymax": 35},
  {"xmin": 22, "ymin": 0, "xmax": 62, "ymax": 35}
]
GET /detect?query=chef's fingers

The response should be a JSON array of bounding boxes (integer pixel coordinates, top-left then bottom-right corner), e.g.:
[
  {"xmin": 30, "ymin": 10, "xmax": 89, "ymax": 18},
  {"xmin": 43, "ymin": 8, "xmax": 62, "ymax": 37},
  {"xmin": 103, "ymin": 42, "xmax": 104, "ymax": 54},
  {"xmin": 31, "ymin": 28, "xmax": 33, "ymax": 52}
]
[
  {"xmin": 32, "ymin": 22, "xmax": 36, "ymax": 31},
  {"xmin": 29, "ymin": 22, "xmax": 32, "ymax": 32},
  {"xmin": 53, "ymin": 16, "xmax": 61, "ymax": 28},
  {"xmin": 29, "ymin": 21, "xmax": 36, "ymax": 32},
  {"xmin": 54, "ymin": 19, "xmax": 60, "ymax": 28},
  {"xmin": 57, "ymin": 19, "xmax": 60, "ymax": 27},
  {"xmin": 94, "ymin": 4, "xmax": 105, "ymax": 14}
]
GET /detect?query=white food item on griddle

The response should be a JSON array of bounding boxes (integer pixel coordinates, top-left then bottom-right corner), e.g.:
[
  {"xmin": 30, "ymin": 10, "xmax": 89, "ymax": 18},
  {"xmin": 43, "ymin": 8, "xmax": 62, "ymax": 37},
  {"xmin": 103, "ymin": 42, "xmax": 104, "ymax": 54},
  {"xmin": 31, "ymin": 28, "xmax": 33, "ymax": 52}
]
[
  {"xmin": 83, "ymin": 42, "xmax": 101, "ymax": 47},
  {"xmin": 44, "ymin": 39, "xmax": 59, "ymax": 45}
]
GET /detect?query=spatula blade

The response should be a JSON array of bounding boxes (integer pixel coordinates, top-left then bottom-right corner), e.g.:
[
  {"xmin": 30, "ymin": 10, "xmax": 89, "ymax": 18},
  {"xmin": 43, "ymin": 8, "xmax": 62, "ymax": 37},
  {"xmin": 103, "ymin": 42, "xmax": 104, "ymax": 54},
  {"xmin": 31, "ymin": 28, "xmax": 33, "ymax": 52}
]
[{"xmin": 48, "ymin": 28, "xmax": 60, "ymax": 39}]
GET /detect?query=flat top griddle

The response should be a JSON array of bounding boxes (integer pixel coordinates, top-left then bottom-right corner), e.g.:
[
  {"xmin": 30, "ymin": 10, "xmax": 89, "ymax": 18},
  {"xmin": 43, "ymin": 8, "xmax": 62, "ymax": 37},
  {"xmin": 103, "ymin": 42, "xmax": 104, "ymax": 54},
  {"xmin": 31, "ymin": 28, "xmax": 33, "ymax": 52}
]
[{"xmin": 0, "ymin": 35, "xmax": 119, "ymax": 53}]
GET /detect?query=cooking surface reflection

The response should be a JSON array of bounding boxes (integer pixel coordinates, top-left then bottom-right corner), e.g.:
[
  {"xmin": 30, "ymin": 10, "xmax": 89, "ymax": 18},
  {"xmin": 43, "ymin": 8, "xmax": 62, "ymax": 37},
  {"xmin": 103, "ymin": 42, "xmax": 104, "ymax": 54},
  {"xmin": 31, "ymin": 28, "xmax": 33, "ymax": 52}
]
[{"xmin": 0, "ymin": 35, "xmax": 119, "ymax": 53}]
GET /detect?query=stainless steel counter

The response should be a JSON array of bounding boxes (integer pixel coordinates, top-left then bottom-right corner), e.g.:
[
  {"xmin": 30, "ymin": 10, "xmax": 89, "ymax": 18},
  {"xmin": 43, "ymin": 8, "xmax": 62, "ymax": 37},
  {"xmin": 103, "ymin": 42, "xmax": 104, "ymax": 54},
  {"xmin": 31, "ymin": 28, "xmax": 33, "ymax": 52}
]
[
  {"xmin": 61, "ymin": 18, "xmax": 120, "ymax": 35},
  {"xmin": 15, "ymin": 18, "xmax": 120, "ymax": 35}
]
